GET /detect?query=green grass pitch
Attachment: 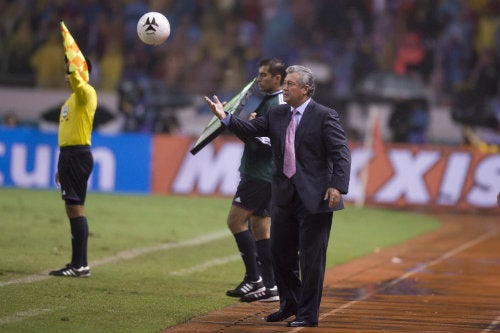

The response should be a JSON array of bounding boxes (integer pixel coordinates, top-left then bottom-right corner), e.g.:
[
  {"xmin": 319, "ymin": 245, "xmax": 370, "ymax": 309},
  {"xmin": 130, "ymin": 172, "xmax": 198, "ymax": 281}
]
[{"xmin": 0, "ymin": 188, "xmax": 441, "ymax": 333}]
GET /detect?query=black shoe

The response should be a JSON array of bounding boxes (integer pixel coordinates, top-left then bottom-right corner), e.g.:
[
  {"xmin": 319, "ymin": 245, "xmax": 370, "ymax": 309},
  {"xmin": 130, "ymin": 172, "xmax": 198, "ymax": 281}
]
[
  {"xmin": 49, "ymin": 264, "xmax": 91, "ymax": 277},
  {"xmin": 265, "ymin": 308, "xmax": 296, "ymax": 322},
  {"xmin": 226, "ymin": 277, "xmax": 265, "ymax": 297},
  {"xmin": 287, "ymin": 320, "xmax": 318, "ymax": 327},
  {"xmin": 240, "ymin": 286, "xmax": 279, "ymax": 303}
]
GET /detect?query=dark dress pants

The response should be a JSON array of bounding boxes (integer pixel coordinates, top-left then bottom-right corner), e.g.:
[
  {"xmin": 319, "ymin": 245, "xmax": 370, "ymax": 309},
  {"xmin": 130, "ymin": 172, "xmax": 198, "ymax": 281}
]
[{"xmin": 271, "ymin": 190, "xmax": 333, "ymax": 323}]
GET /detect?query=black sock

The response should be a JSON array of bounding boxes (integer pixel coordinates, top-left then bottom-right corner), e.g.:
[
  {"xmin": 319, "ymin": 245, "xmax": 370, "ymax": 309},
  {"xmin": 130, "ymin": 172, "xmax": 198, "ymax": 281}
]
[
  {"xmin": 256, "ymin": 238, "xmax": 275, "ymax": 288},
  {"xmin": 70, "ymin": 216, "xmax": 88, "ymax": 268},
  {"xmin": 234, "ymin": 230, "xmax": 259, "ymax": 281}
]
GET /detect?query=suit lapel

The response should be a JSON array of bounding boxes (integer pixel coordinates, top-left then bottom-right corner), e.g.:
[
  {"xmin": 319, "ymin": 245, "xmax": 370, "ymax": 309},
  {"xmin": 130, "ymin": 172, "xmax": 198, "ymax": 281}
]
[{"xmin": 295, "ymin": 100, "xmax": 315, "ymax": 145}]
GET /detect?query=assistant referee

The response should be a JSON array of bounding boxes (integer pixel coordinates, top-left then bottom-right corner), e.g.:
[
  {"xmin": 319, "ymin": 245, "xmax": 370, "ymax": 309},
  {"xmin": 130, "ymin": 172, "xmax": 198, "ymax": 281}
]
[{"xmin": 49, "ymin": 56, "xmax": 97, "ymax": 277}]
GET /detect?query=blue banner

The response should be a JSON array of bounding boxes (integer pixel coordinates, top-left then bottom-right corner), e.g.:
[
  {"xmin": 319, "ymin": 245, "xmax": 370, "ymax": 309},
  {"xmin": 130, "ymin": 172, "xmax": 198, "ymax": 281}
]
[{"xmin": 0, "ymin": 127, "xmax": 151, "ymax": 193}]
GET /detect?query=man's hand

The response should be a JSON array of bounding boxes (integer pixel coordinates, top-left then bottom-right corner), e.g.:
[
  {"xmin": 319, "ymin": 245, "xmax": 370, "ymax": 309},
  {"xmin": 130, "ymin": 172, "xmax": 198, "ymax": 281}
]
[
  {"xmin": 204, "ymin": 95, "xmax": 226, "ymax": 120},
  {"xmin": 324, "ymin": 187, "xmax": 341, "ymax": 208}
]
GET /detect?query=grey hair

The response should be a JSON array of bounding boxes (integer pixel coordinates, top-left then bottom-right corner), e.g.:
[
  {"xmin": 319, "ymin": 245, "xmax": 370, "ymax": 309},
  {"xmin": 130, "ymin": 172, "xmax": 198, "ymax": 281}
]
[{"xmin": 286, "ymin": 65, "xmax": 316, "ymax": 97}]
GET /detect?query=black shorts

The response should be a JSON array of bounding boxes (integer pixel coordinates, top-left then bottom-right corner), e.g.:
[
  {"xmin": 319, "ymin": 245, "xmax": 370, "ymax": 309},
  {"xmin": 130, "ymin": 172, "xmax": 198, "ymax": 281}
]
[
  {"xmin": 232, "ymin": 176, "xmax": 271, "ymax": 217},
  {"xmin": 58, "ymin": 146, "xmax": 93, "ymax": 205}
]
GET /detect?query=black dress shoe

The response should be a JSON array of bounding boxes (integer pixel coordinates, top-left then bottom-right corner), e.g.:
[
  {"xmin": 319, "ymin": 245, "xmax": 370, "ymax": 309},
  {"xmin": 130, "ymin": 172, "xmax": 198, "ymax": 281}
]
[
  {"xmin": 265, "ymin": 309, "xmax": 296, "ymax": 322},
  {"xmin": 287, "ymin": 319, "xmax": 318, "ymax": 327}
]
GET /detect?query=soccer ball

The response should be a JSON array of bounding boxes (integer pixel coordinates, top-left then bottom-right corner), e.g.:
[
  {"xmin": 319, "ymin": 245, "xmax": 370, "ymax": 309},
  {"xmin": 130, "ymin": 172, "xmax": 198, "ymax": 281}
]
[{"xmin": 137, "ymin": 12, "xmax": 171, "ymax": 46}]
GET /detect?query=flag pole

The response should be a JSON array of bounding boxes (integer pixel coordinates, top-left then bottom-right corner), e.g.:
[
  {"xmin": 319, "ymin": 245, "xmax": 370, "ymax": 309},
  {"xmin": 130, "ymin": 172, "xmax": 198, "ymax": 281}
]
[{"xmin": 356, "ymin": 105, "xmax": 380, "ymax": 208}]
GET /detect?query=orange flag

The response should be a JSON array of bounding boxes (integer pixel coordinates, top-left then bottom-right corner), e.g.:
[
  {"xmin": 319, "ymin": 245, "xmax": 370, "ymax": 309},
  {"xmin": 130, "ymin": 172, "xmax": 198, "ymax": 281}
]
[{"xmin": 60, "ymin": 21, "xmax": 89, "ymax": 82}]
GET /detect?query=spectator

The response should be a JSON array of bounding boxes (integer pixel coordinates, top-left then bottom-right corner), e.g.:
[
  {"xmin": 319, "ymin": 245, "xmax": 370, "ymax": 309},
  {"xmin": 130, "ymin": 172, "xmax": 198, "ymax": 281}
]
[
  {"xmin": 473, "ymin": 3, "xmax": 500, "ymax": 55},
  {"xmin": 469, "ymin": 48, "xmax": 500, "ymax": 99},
  {"xmin": 389, "ymin": 100, "xmax": 412, "ymax": 143},
  {"xmin": 30, "ymin": 29, "xmax": 66, "ymax": 88},
  {"xmin": 2, "ymin": 112, "xmax": 18, "ymax": 127},
  {"xmin": 116, "ymin": 81, "xmax": 150, "ymax": 132},
  {"xmin": 5, "ymin": 14, "xmax": 35, "ymax": 85},
  {"xmin": 407, "ymin": 99, "xmax": 430, "ymax": 144},
  {"xmin": 98, "ymin": 39, "xmax": 124, "ymax": 91},
  {"xmin": 388, "ymin": 99, "xmax": 429, "ymax": 144},
  {"xmin": 393, "ymin": 32, "xmax": 425, "ymax": 75},
  {"xmin": 437, "ymin": 4, "xmax": 474, "ymax": 94}
]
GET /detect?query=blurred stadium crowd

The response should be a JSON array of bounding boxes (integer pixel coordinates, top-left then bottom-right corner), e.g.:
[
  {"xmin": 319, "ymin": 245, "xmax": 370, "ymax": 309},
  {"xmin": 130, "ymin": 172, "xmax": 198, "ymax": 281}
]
[{"xmin": 0, "ymin": 0, "xmax": 499, "ymax": 144}]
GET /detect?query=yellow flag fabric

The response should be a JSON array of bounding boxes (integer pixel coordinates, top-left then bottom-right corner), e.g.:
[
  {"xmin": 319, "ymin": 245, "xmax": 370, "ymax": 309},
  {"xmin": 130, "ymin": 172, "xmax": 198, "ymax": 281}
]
[{"xmin": 60, "ymin": 21, "xmax": 89, "ymax": 82}]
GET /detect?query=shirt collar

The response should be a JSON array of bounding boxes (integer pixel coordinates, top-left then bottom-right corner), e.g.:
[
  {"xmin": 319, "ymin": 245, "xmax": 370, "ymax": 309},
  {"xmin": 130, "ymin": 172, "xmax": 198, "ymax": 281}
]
[
  {"xmin": 266, "ymin": 89, "xmax": 283, "ymax": 97},
  {"xmin": 291, "ymin": 98, "xmax": 311, "ymax": 114}
]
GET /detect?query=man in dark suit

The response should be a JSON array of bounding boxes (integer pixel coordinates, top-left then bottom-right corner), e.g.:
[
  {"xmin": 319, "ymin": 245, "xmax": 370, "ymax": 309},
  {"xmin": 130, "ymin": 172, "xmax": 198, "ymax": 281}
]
[{"xmin": 204, "ymin": 65, "xmax": 351, "ymax": 327}]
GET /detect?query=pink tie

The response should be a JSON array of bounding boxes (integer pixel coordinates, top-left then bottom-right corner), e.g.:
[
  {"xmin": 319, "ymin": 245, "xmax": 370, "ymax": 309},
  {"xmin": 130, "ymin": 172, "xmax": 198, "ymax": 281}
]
[{"xmin": 283, "ymin": 109, "xmax": 298, "ymax": 178}]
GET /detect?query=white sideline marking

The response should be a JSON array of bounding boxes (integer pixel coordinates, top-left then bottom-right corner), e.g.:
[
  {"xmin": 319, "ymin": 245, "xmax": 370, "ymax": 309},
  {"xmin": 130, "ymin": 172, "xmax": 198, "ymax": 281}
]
[
  {"xmin": 0, "ymin": 308, "xmax": 60, "ymax": 325},
  {"xmin": 482, "ymin": 314, "xmax": 500, "ymax": 333},
  {"xmin": 288, "ymin": 229, "xmax": 499, "ymax": 333},
  {"xmin": 91, "ymin": 229, "xmax": 230, "ymax": 266},
  {"xmin": 170, "ymin": 254, "xmax": 240, "ymax": 276},
  {"xmin": 0, "ymin": 230, "xmax": 230, "ymax": 287}
]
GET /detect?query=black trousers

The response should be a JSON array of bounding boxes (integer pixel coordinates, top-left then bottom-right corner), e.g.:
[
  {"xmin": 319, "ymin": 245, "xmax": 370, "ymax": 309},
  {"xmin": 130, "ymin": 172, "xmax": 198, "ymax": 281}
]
[{"xmin": 270, "ymin": 190, "xmax": 333, "ymax": 323}]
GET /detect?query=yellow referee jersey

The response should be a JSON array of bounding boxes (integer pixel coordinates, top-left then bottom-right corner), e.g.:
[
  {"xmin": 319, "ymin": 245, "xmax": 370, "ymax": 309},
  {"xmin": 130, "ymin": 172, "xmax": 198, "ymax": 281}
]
[{"xmin": 58, "ymin": 71, "xmax": 97, "ymax": 147}]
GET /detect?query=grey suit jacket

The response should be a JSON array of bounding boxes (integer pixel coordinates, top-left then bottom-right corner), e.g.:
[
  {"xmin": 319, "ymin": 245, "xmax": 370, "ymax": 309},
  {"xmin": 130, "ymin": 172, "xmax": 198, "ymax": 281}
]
[{"xmin": 223, "ymin": 99, "xmax": 351, "ymax": 214}]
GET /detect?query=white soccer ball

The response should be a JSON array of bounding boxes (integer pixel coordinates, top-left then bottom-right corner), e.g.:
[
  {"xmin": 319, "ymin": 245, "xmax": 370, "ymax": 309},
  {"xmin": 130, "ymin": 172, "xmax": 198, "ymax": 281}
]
[{"xmin": 137, "ymin": 12, "xmax": 171, "ymax": 46}]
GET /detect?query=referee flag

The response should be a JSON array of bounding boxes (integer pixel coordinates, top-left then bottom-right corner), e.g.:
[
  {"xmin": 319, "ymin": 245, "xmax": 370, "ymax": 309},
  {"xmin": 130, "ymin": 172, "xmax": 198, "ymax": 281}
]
[
  {"xmin": 60, "ymin": 21, "xmax": 89, "ymax": 82},
  {"xmin": 190, "ymin": 79, "xmax": 259, "ymax": 155}
]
